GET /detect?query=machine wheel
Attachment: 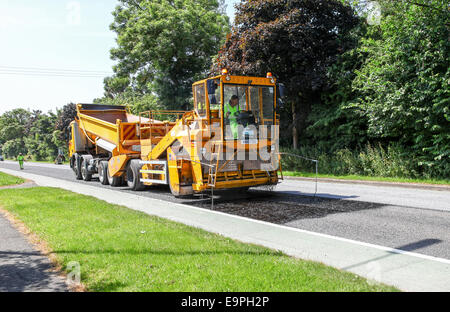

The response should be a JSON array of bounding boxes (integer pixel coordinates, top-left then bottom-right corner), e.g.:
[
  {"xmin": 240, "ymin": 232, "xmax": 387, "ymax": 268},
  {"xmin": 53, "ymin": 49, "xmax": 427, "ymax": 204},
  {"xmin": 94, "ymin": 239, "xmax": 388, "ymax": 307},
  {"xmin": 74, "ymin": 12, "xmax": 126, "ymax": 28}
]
[
  {"xmin": 72, "ymin": 154, "xmax": 83, "ymax": 180},
  {"xmin": 126, "ymin": 159, "xmax": 146, "ymax": 191},
  {"xmin": 98, "ymin": 161, "xmax": 109, "ymax": 185},
  {"xmin": 168, "ymin": 172, "xmax": 193, "ymax": 198},
  {"xmin": 107, "ymin": 166, "xmax": 122, "ymax": 187},
  {"xmin": 80, "ymin": 156, "xmax": 92, "ymax": 181}
]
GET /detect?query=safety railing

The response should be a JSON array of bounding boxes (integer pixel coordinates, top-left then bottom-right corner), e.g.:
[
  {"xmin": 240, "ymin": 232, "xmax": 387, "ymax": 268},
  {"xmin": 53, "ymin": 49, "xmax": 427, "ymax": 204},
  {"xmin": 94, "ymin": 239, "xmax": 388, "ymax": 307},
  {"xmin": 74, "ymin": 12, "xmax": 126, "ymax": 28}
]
[
  {"xmin": 139, "ymin": 110, "xmax": 187, "ymax": 123},
  {"xmin": 278, "ymin": 152, "xmax": 319, "ymax": 198},
  {"xmin": 138, "ymin": 110, "xmax": 188, "ymax": 142}
]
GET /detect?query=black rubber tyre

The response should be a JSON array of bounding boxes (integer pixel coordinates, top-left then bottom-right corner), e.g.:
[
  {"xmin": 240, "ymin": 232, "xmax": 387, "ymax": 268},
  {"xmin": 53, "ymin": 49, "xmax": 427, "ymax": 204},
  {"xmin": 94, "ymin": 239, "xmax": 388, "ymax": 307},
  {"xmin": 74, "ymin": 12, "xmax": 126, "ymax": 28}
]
[
  {"xmin": 107, "ymin": 166, "xmax": 122, "ymax": 187},
  {"xmin": 98, "ymin": 161, "xmax": 109, "ymax": 185},
  {"xmin": 126, "ymin": 159, "xmax": 146, "ymax": 191},
  {"xmin": 72, "ymin": 154, "xmax": 83, "ymax": 180},
  {"xmin": 80, "ymin": 156, "xmax": 92, "ymax": 181},
  {"xmin": 168, "ymin": 171, "xmax": 194, "ymax": 198}
]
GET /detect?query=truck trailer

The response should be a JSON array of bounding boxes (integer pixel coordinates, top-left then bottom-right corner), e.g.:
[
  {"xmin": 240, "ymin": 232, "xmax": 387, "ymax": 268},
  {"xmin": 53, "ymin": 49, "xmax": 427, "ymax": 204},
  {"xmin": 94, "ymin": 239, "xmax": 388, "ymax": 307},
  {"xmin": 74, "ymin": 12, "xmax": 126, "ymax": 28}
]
[{"xmin": 69, "ymin": 72, "xmax": 283, "ymax": 196}]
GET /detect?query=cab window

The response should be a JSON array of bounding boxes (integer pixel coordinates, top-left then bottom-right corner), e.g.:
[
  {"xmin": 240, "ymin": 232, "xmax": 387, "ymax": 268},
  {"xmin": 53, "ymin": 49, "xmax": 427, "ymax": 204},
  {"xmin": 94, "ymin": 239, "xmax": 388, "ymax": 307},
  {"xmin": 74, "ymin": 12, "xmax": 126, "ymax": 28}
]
[
  {"xmin": 224, "ymin": 85, "xmax": 247, "ymax": 111},
  {"xmin": 194, "ymin": 84, "xmax": 206, "ymax": 117},
  {"xmin": 261, "ymin": 87, "xmax": 274, "ymax": 124},
  {"xmin": 207, "ymin": 79, "xmax": 221, "ymax": 111}
]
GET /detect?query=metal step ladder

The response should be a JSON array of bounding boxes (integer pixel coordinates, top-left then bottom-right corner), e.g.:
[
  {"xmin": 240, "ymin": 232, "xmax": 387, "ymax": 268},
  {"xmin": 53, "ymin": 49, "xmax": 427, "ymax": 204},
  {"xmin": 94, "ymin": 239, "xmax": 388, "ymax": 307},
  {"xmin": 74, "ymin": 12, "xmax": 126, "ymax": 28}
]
[
  {"xmin": 208, "ymin": 164, "xmax": 217, "ymax": 187},
  {"xmin": 207, "ymin": 143, "xmax": 222, "ymax": 187}
]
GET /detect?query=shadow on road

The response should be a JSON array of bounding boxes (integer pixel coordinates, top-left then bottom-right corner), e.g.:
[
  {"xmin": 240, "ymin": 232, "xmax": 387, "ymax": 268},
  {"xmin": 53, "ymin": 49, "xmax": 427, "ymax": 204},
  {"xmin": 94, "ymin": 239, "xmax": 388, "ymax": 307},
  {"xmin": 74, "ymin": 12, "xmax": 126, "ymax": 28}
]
[
  {"xmin": 0, "ymin": 251, "xmax": 67, "ymax": 292},
  {"xmin": 341, "ymin": 238, "xmax": 443, "ymax": 271}
]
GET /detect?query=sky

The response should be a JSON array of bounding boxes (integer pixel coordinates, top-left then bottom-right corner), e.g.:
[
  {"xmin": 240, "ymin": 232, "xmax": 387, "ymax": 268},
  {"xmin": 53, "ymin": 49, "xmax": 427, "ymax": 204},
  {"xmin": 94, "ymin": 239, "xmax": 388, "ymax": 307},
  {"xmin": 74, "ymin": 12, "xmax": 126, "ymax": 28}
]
[{"xmin": 0, "ymin": 0, "xmax": 239, "ymax": 114}]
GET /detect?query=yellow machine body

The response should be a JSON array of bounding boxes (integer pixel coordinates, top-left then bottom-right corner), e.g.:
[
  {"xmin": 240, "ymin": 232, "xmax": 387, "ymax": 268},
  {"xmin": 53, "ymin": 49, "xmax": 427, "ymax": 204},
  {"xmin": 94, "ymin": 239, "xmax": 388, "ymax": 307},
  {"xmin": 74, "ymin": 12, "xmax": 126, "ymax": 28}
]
[{"xmin": 69, "ymin": 74, "xmax": 281, "ymax": 196}]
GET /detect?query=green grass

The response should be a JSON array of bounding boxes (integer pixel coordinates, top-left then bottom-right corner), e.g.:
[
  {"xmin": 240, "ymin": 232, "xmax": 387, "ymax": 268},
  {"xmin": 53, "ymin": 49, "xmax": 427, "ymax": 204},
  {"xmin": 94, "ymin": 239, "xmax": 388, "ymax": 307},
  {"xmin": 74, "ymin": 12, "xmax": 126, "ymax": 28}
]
[
  {"xmin": 0, "ymin": 187, "xmax": 397, "ymax": 292},
  {"xmin": 0, "ymin": 172, "xmax": 24, "ymax": 187},
  {"xmin": 282, "ymin": 171, "xmax": 450, "ymax": 185}
]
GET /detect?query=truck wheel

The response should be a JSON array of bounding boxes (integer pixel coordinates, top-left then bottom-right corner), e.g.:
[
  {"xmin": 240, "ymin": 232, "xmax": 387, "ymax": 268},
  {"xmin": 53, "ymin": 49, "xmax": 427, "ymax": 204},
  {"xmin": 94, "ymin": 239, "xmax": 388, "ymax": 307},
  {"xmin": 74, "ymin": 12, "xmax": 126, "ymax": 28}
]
[
  {"xmin": 72, "ymin": 154, "xmax": 83, "ymax": 180},
  {"xmin": 98, "ymin": 161, "xmax": 109, "ymax": 185},
  {"xmin": 107, "ymin": 166, "xmax": 122, "ymax": 187},
  {"xmin": 126, "ymin": 159, "xmax": 146, "ymax": 191},
  {"xmin": 80, "ymin": 156, "xmax": 92, "ymax": 181}
]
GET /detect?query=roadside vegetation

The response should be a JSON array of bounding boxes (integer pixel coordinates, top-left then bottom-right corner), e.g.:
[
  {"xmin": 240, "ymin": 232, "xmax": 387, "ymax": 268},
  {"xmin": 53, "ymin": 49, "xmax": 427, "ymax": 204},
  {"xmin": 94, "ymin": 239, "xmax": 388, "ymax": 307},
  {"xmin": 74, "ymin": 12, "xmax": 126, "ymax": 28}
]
[
  {"xmin": 0, "ymin": 108, "xmax": 68, "ymax": 162},
  {"xmin": 280, "ymin": 145, "xmax": 450, "ymax": 185},
  {"xmin": 0, "ymin": 172, "xmax": 24, "ymax": 187},
  {"xmin": 218, "ymin": 0, "xmax": 448, "ymax": 180},
  {"xmin": 0, "ymin": 187, "xmax": 397, "ymax": 292}
]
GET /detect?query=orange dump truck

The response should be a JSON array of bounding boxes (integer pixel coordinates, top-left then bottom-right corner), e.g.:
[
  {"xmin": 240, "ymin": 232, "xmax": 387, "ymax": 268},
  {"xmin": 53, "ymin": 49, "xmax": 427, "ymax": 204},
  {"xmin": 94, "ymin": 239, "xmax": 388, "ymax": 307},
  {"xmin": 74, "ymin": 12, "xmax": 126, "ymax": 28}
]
[{"xmin": 69, "ymin": 73, "xmax": 283, "ymax": 196}]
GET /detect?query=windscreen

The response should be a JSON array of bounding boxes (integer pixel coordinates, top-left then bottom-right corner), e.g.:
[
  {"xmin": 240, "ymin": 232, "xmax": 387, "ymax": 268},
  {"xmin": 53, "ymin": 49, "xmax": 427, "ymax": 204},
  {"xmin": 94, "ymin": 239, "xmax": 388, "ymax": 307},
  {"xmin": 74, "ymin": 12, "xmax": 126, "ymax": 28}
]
[
  {"xmin": 223, "ymin": 84, "xmax": 274, "ymax": 125},
  {"xmin": 223, "ymin": 84, "xmax": 275, "ymax": 141}
]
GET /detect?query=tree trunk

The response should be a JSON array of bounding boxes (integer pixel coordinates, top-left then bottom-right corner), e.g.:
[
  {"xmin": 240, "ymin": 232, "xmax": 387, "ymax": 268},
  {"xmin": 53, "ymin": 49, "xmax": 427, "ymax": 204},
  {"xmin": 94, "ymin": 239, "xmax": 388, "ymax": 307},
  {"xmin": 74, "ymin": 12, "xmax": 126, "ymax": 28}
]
[{"xmin": 292, "ymin": 101, "xmax": 298, "ymax": 149}]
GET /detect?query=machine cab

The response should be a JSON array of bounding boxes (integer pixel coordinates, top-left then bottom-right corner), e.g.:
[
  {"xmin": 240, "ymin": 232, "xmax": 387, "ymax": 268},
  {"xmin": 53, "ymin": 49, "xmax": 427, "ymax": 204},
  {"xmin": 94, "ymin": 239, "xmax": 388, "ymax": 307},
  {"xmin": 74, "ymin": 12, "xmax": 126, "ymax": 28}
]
[{"xmin": 192, "ymin": 71, "xmax": 279, "ymax": 141}]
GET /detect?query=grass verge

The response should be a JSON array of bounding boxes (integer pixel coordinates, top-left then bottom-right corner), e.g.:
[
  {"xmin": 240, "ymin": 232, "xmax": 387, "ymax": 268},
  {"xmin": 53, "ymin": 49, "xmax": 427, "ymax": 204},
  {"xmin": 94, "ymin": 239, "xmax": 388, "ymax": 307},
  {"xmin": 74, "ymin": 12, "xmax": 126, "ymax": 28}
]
[
  {"xmin": 282, "ymin": 171, "xmax": 450, "ymax": 186},
  {"xmin": 0, "ymin": 187, "xmax": 397, "ymax": 292},
  {"xmin": 0, "ymin": 171, "xmax": 25, "ymax": 187}
]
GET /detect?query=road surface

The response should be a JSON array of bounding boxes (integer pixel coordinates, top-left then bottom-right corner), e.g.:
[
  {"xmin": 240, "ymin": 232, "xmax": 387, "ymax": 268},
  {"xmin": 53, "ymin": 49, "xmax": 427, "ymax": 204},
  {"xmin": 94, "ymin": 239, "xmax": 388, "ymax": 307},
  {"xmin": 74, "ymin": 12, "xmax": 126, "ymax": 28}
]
[
  {"xmin": 1, "ymin": 160, "xmax": 449, "ymax": 260},
  {"xmin": 0, "ymin": 207, "xmax": 67, "ymax": 291}
]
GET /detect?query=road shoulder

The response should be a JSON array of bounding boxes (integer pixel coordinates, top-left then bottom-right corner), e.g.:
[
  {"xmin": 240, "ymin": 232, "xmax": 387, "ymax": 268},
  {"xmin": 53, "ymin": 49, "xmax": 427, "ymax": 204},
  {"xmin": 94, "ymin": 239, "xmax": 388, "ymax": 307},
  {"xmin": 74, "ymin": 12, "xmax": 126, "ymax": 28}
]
[
  {"xmin": 0, "ymin": 207, "xmax": 69, "ymax": 292},
  {"xmin": 284, "ymin": 175, "xmax": 450, "ymax": 191}
]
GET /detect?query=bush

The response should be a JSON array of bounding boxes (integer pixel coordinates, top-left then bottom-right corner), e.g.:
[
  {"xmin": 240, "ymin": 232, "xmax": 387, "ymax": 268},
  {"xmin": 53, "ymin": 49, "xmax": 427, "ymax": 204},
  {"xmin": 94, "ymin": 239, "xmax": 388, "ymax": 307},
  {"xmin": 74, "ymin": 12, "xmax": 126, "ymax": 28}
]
[{"xmin": 280, "ymin": 143, "xmax": 443, "ymax": 179}]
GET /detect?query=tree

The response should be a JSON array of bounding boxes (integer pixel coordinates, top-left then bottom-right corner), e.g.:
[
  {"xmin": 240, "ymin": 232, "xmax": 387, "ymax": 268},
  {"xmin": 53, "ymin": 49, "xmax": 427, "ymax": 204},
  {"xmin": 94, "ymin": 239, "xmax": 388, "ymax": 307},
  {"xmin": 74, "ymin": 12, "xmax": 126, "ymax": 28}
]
[
  {"xmin": 305, "ymin": 28, "xmax": 369, "ymax": 152},
  {"xmin": 0, "ymin": 108, "xmax": 62, "ymax": 160},
  {"xmin": 216, "ymin": 0, "xmax": 359, "ymax": 148},
  {"xmin": 351, "ymin": 0, "xmax": 449, "ymax": 176},
  {"xmin": 94, "ymin": 91, "xmax": 161, "ymax": 115},
  {"xmin": 55, "ymin": 103, "xmax": 77, "ymax": 142},
  {"xmin": 0, "ymin": 109, "xmax": 31, "ymax": 158},
  {"xmin": 2, "ymin": 139, "xmax": 27, "ymax": 159},
  {"xmin": 0, "ymin": 109, "xmax": 31, "ymax": 144},
  {"xmin": 104, "ymin": 0, "xmax": 230, "ymax": 110},
  {"xmin": 24, "ymin": 112, "xmax": 59, "ymax": 161}
]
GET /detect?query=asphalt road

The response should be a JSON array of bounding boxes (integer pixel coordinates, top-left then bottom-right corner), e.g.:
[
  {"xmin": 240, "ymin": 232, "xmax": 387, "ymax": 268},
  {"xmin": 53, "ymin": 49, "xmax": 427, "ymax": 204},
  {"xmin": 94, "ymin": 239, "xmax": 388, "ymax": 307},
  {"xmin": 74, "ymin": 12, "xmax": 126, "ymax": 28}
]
[
  {"xmin": 0, "ymin": 210, "xmax": 67, "ymax": 291},
  {"xmin": 1, "ymin": 160, "xmax": 449, "ymax": 260}
]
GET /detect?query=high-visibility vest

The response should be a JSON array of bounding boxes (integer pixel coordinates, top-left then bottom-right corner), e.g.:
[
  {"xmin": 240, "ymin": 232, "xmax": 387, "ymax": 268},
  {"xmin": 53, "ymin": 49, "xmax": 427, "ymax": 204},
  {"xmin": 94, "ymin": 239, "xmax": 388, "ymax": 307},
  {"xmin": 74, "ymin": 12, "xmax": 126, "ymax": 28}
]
[{"xmin": 225, "ymin": 103, "xmax": 238, "ymax": 120}]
